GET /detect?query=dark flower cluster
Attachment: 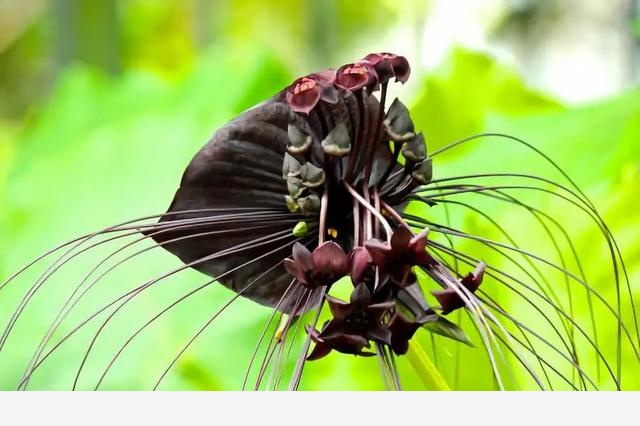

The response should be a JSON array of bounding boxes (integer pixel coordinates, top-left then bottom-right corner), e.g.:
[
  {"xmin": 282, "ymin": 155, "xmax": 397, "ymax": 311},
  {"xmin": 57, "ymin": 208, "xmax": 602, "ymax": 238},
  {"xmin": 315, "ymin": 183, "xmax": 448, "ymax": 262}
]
[
  {"xmin": 278, "ymin": 52, "xmax": 484, "ymax": 361},
  {"xmin": 282, "ymin": 52, "xmax": 410, "ymax": 114},
  {"xmin": 286, "ymin": 228, "xmax": 484, "ymax": 360}
]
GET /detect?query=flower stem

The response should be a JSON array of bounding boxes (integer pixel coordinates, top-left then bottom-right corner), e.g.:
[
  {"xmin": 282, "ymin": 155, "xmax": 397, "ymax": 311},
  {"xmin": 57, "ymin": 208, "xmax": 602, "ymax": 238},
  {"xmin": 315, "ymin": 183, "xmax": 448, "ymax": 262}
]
[{"xmin": 406, "ymin": 340, "xmax": 451, "ymax": 391}]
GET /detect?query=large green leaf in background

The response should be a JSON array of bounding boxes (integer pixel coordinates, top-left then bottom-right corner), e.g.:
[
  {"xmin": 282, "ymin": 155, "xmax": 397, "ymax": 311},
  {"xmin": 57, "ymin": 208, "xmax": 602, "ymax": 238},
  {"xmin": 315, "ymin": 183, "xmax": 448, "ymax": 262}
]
[
  {"xmin": 0, "ymin": 47, "xmax": 638, "ymax": 390},
  {"xmin": 408, "ymin": 49, "xmax": 640, "ymax": 390}
]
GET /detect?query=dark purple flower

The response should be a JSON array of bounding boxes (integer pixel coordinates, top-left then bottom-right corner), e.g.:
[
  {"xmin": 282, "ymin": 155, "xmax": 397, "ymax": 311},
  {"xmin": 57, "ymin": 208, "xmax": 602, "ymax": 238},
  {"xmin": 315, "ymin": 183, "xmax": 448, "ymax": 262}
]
[
  {"xmin": 388, "ymin": 312, "xmax": 423, "ymax": 355},
  {"xmin": 284, "ymin": 241, "xmax": 349, "ymax": 288},
  {"xmin": 366, "ymin": 227, "xmax": 434, "ymax": 267},
  {"xmin": 349, "ymin": 246, "xmax": 374, "ymax": 285},
  {"xmin": 306, "ymin": 283, "xmax": 394, "ymax": 360},
  {"xmin": 306, "ymin": 325, "xmax": 374, "ymax": 360},
  {"xmin": 284, "ymin": 70, "xmax": 338, "ymax": 114},
  {"xmin": 363, "ymin": 52, "xmax": 411, "ymax": 84},
  {"xmin": 432, "ymin": 261, "xmax": 486, "ymax": 314},
  {"xmin": 335, "ymin": 61, "xmax": 378, "ymax": 92}
]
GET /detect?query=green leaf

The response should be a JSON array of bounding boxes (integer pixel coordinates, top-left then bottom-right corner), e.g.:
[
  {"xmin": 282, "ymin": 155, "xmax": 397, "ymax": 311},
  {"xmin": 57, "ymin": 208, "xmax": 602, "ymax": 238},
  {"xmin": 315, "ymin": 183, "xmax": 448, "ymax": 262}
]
[
  {"xmin": 410, "ymin": 47, "xmax": 562, "ymax": 154},
  {"xmin": 421, "ymin": 314, "xmax": 474, "ymax": 346}
]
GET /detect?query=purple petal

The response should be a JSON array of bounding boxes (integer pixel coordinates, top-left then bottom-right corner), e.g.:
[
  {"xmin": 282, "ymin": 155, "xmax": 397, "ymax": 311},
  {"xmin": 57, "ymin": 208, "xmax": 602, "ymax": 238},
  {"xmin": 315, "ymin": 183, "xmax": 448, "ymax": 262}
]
[
  {"xmin": 364, "ymin": 239, "xmax": 392, "ymax": 266},
  {"xmin": 306, "ymin": 341, "xmax": 333, "ymax": 361},
  {"xmin": 283, "ymin": 259, "xmax": 308, "ymax": 285},
  {"xmin": 149, "ymin": 100, "xmax": 310, "ymax": 315},
  {"xmin": 319, "ymin": 85, "xmax": 339, "ymax": 104},
  {"xmin": 335, "ymin": 62, "xmax": 376, "ymax": 91},
  {"xmin": 311, "ymin": 69, "xmax": 337, "ymax": 85},
  {"xmin": 368, "ymin": 326, "xmax": 392, "ymax": 345},
  {"xmin": 325, "ymin": 295, "xmax": 353, "ymax": 320},
  {"xmin": 390, "ymin": 226, "xmax": 412, "ymax": 251},
  {"xmin": 461, "ymin": 261, "xmax": 486, "ymax": 292},
  {"xmin": 350, "ymin": 282, "xmax": 372, "ymax": 306},
  {"xmin": 286, "ymin": 77, "xmax": 321, "ymax": 114},
  {"xmin": 388, "ymin": 55, "xmax": 410, "ymax": 83},
  {"xmin": 292, "ymin": 242, "xmax": 314, "ymax": 271},
  {"xmin": 349, "ymin": 246, "xmax": 373, "ymax": 284},
  {"xmin": 311, "ymin": 241, "xmax": 349, "ymax": 276},
  {"xmin": 432, "ymin": 289, "xmax": 466, "ymax": 315},
  {"xmin": 305, "ymin": 324, "xmax": 324, "ymax": 342}
]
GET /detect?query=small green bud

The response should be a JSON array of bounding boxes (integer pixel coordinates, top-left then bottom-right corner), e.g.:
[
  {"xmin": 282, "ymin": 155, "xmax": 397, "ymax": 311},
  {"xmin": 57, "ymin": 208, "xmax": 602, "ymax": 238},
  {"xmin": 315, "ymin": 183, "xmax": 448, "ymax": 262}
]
[
  {"xmin": 285, "ymin": 195, "xmax": 300, "ymax": 213},
  {"xmin": 292, "ymin": 221, "xmax": 309, "ymax": 237}
]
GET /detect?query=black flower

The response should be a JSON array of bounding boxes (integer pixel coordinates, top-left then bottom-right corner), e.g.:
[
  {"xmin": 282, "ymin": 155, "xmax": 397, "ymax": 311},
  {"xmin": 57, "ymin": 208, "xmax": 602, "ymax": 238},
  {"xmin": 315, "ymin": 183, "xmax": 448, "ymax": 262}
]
[
  {"xmin": 283, "ymin": 241, "xmax": 349, "ymax": 288},
  {"xmin": 366, "ymin": 227, "xmax": 435, "ymax": 269},
  {"xmin": 284, "ymin": 70, "xmax": 338, "ymax": 113},
  {"xmin": 432, "ymin": 262, "xmax": 486, "ymax": 314},
  {"xmin": 335, "ymin": 61, "xmax": 378, "ymax": 92},
  {"xmin": 306, "ymin": 283, "xmax": 394, "ymax": 360},
  {"xmin": 388, "ymin": 312, "xmax": 423, "ymax": 355},
  {"xmin": 363, "ymin": 52, "xmax": 411, "ymax": 84}
]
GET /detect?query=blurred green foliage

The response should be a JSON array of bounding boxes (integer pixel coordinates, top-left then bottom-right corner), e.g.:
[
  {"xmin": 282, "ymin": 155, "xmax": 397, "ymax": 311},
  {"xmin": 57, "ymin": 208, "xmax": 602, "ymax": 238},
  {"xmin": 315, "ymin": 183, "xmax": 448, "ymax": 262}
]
[{"xmin": 0, "ymin": 0, "xmax": 638, "ymax": 390}]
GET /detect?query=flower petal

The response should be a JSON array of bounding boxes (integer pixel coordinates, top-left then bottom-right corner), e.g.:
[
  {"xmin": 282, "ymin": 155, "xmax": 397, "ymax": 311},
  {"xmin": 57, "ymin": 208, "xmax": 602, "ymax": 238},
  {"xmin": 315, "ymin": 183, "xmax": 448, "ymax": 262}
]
[
  {"xmin": 390, "ymin": 226, "xmax": 412, "ymax": 252},
  {"xmin": 368, "ymin": 326, "xmax": 392, "ymax": 345},
  {"xmin": 432, "ymin": 288, "xmax": 466, "ymax": 315},
  {"xmin": 461, "ymin": 261, "xmax": 486, "ymax": 292},
  {"xmin": 149, "ymin": 100, "xmax": 312, "ymax": 314},
  {"xmin": 283, "ymin": 258, "xmax": 308, "ymax": 285},
  {"xmin": 325, "ymin": 295, "xmax": 352, "ymax": 320},
  {"xmin": 292, "ymin": 242, "xmax": 314, "ymax": 271},
  {"xmin": 350, "ymin": 246, "xmax": 373, "ymax": 284},
  {"xmin": 335, "ymin": 62, "xmax": 377, "ymax": 92},
  {"xmin": 306, "ymin": 341, "xmax": 333, "ymax": 361},
  {"xmin": 286, "ymin": 77, "xmax": 322, "ymax": 114},
  {"xmin": 350, "ymin": 282, "xmax": 372, "ymax": 306},
  {"xmin": 364, "ymin": 239, "xmax": 392, "ymax": 266},
  {"xmin": 311, "ymin": 241, "xmax": 349, "ymax": 277}
]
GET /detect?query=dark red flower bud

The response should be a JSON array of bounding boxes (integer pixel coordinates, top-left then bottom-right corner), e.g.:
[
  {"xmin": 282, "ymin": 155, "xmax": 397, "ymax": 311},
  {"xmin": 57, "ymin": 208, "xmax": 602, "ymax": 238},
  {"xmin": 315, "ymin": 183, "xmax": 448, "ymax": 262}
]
[
  {"xmin": 335, "ymin": 61, "xmax": 378, "ymax": 92},
  {"xmin": 365, "ymin": 227, "xmax": 435, "ymax": 269},
  {"xmin": 284, "ymin": 70, "xmax": 338, "ymax": 114},
  {"xmin": 350, "ymin": 246, "xmax": 374, "ymax": 285},
  {"xmin": 432, "ymin": 262, "xmax": 486, "ymax": 314},
  {"xmin": 283, "ymin": 242, "xmax": 349, "ymax": 288},
  {"xmin": 306, "ymin": 324, "xmax": 374, "ymax": 361},
  {"xmin": 363, "ymin": 52, "xmax": 411, "ymax": 84}
]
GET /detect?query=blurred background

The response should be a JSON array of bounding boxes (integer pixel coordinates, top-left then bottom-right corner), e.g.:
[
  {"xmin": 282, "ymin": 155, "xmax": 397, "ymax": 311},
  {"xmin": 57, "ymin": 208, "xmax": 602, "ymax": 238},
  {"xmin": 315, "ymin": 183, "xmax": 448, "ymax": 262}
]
[{"xmin": 0, "ymin": 0, "xmax": 639, "ymax": 390}]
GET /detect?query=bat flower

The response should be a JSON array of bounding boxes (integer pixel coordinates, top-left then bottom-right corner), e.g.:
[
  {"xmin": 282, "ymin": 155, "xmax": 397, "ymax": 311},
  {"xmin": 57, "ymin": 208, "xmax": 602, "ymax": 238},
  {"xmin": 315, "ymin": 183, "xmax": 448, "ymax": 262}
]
[
  {"xmin": 387, "ymin": 312, "xmax": 423, "ymax": 355},
  {"xmin": 335, "ymin": 61, "xmax": 379, "ymax": 92},
  {"xmin": 3, "ymin": 51, "xmax": 635, "ymax": 393},
  {"xmin": 364, "ymin": 227, "xmax": 436, "ymax": 288},
  {"xmin": 283, "ymin": 242, "xmax": 349, "ymax": 289},
  {"xmin": 362, "ymin": 52, "xmax": 411, "ymax": 84},
  {"xmin": 432, "ymin": 261, "xmax": 486, "ymax": 314},
  {"xmin": 284, "ymin": 70, "xmax": 339, "ymax": 114},
  {"xmin": 366, "ymin": 227, "xmax": 435, "ymax": 268},
  {"xmin": 306, "ymin": 283, "xmax": 395, "ymax": 360},
  {"xmin": 305, "ymin": 325, "xmax": 373, "ymax": 360}
]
